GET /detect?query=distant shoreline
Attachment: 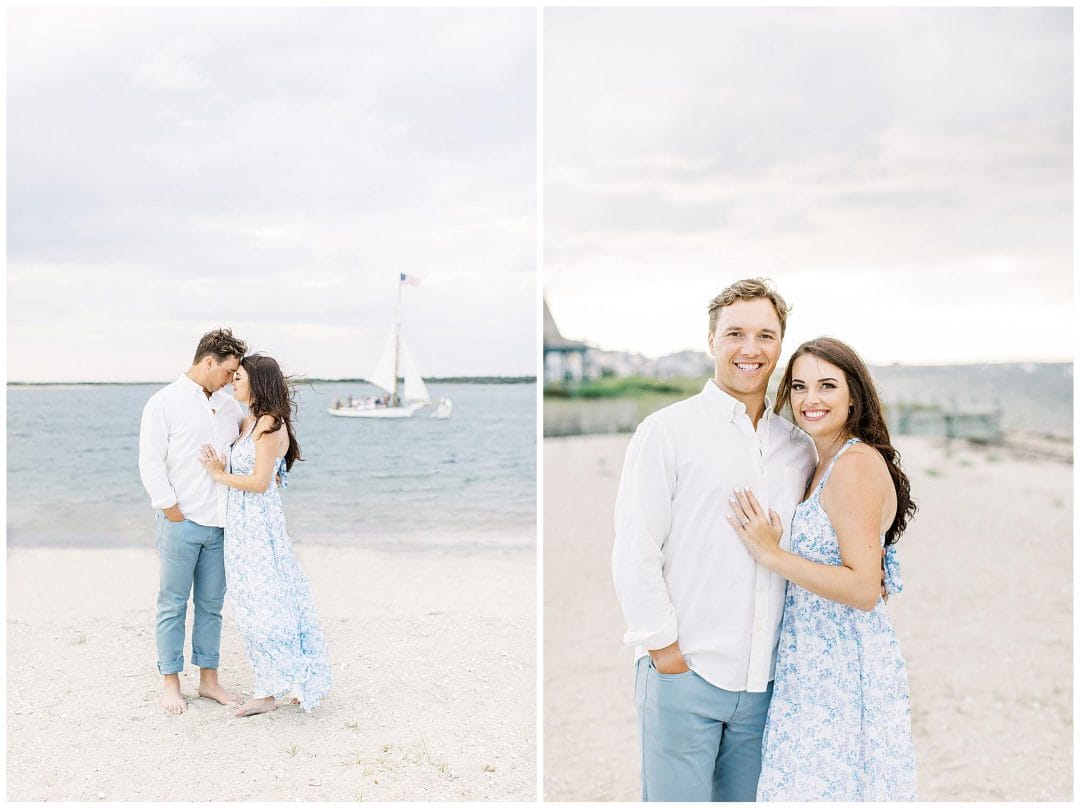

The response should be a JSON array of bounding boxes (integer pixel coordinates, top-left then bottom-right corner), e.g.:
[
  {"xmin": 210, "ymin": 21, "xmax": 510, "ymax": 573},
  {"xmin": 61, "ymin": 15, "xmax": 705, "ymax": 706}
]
[{"xmin": 7, "ymin": 376, "xmax": 537, "ymax": 386}]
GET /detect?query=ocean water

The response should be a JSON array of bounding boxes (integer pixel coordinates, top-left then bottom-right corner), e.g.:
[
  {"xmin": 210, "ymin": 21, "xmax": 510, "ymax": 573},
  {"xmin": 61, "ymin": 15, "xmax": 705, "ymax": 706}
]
[
  {"xmin": 8, "ymin": 382, "xmax": 536, "ymax": 550},
  {"xmin": 543, "ymin": 362, "xmax": 1074, "ymax": 440},
  {"xmin": 867, "ymin": 362, "xmax": 1073, "ymax": 438}
]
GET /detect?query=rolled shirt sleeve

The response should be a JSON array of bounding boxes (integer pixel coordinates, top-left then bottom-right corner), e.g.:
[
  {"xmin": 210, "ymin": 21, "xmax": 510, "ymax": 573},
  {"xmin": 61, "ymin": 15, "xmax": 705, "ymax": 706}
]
[
  {"xmin": 138, "ymin": 394, "xmax": 177, "ymax": 510},
  {"xmin": 612, "ymin": 417, "xmax": 679, "ymax": 651}
]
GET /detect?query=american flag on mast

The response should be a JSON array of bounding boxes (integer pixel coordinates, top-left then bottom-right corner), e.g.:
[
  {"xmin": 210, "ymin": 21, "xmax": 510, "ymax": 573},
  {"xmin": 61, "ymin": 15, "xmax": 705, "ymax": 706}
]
[{"xmin": 400, "ymin": 273, "xmax": 421, "ymax": 287}]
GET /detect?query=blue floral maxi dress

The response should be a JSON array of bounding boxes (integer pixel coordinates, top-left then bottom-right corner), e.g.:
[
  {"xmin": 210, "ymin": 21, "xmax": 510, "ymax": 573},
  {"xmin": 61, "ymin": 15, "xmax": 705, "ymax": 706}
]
[
  {"xmin": 757, "ymin": 438, "xmax": 917, "ymax": 800},
  {"xmin": 225, "ymin": 428, "xmax": 331, "ymax": 711}
]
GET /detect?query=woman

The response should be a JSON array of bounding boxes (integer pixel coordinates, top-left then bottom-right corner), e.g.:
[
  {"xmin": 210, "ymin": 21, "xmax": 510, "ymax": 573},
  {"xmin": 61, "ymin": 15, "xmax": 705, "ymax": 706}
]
[
  {"xmin": 727, "ymin": 337, "xmax": 917, "ymax": 800},
  {"xmin": 199, "ymin": 354, "xmax": 331, "ymax": 717}
]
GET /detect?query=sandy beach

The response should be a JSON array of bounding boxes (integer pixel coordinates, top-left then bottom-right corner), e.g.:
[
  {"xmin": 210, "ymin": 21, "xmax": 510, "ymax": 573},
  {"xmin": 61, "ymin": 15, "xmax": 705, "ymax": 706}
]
[
  {"xmin": 8, "ymin": 543, "xmax": 535, "ymax": 802},
  {"xmin": 543, "ymin": 433, "xmax": 1072, "ymax": 801}
]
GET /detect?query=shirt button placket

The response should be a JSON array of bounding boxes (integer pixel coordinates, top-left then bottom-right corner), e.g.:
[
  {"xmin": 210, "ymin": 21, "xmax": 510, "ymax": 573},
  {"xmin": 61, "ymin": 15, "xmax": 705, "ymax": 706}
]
[
  {"xmin": 208, "ymin": 398, "xmax": 221, "ymax": 451},
  {"xmin": 745, "ymin": 420, "xmax": 769, "ymax": 690}
]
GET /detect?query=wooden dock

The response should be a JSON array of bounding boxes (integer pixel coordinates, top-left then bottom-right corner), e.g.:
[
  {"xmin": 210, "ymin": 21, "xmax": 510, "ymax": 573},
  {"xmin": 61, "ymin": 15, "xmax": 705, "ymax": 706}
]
[{"xmin": 889, "ymin": 402, "xmax": 1003, "ymax": 442}]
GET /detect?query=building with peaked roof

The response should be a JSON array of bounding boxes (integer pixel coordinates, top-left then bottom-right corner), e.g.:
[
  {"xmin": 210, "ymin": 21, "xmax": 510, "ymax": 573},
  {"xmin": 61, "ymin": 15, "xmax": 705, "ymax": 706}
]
[{"xmin": 543, "ymin": 299, "xmax": 589, "ymax": 384}]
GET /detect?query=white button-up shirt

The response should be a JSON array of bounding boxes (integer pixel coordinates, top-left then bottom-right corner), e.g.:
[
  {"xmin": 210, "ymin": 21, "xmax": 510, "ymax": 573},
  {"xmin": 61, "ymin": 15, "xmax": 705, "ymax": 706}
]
[
  {"xmin": 612, "ymin": 379, "xmax": 817, "ymax": 692},
  {"xmin": 138, "ymin": 374, "xmax": 244, "ymax": 528}
]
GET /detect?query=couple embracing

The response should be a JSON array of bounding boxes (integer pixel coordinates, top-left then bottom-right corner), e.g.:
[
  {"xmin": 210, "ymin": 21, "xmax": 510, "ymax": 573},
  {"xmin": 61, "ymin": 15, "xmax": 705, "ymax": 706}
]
[
  {"xmin": 138, "ymin": 328, "xmax": 331, "ymax": 717},
  {"xmin": 613, "ymin": 278, "xmax": 918, "ymax": 801}
]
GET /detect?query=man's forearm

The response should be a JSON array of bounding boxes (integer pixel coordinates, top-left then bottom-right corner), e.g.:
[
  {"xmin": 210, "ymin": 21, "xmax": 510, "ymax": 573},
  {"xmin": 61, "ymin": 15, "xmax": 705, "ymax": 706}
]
[
  {"xmin": 162, "ymin": 503, "xmax": 185, "ymax": 522},
  {"xmin": 649, "ymin": 640, "xmax": 690, "ymax": 674}
]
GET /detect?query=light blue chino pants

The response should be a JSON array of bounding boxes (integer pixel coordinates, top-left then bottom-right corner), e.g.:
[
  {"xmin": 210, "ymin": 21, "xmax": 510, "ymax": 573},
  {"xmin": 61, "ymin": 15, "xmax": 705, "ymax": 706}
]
[
  {"xmin": 155, "ymin": 515, "xmax": 226, "ymax": 675},
  {"xmin": 635, "ymin": 656, "xmax": 773, "ymax": 802}
]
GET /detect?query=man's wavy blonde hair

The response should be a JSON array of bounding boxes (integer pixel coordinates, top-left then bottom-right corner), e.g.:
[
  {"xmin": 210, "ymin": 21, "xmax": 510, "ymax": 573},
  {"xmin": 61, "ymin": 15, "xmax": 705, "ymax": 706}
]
[{"xmin": 707, "ymin": 278, "xmax": 790, "ymax": 337}]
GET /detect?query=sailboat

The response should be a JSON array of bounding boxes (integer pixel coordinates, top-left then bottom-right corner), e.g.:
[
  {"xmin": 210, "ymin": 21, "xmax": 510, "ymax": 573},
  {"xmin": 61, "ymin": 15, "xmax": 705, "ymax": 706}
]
[{"xmin": 328, "ymin": 274, "xmax": 452, "ymax": 419}]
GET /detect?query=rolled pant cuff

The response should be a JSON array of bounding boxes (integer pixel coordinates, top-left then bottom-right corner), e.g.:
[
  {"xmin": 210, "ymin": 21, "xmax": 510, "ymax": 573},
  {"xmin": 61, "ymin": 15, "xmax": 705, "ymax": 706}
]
[
  {"xmin": 191, "ymin": 653, "xmax": 219, "ymax": 669},
  {"xmin": 158, "ymin": 658, "xmax": 184, "ymax": 675}
]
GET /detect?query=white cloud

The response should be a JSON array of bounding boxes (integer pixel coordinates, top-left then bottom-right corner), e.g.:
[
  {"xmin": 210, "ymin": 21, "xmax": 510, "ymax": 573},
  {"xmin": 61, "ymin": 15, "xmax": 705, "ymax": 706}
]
[
  {"xmin": 544, "ymin": 7, "xmax": 1071, "ymax": 363},
  {"xmin": 130, "ymin": 41, "xmax": 211, "ymax": 92},
  {"xmin": 8, "ymin": 7, "xmax": 536, "ymax": 381}
]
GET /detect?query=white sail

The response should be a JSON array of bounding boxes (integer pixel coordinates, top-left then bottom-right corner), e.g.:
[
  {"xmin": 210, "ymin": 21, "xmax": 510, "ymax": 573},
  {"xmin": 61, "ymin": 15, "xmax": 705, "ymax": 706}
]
[
  {"xmin": 368, "ymin": 327, "xmax": 398, "ymax": 395},
  {"xmin": 400, "ymin": 340, "xmax": 431, "ymax": 403},
  {"xmin": 328, "ymin": 275, "xmax": 450, "ymax": 419}
]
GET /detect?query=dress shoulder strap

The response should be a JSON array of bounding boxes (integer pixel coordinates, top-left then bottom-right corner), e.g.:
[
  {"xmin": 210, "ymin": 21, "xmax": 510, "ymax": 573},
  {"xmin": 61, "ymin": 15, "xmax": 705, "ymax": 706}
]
[{"xmin": 814, "ymin": 437, "xmax": 861, "ymax": 493}]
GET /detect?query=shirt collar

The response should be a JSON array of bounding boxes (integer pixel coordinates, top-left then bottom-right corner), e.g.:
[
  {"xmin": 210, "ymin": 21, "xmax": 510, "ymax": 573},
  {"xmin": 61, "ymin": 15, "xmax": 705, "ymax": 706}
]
[
  {"xmin": 702, "ymin": 379, "xmax": 772, "ymax": 425},
  {"xmin": 179, "ymin": 372, "xmax": 213, "ymax": 399}
]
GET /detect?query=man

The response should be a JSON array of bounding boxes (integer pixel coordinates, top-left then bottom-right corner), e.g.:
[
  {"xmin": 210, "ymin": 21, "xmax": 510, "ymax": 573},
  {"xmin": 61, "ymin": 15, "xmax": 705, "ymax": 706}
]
[
  {"xmin": 612, "ymin": 279, "xmax": 817, "ymax": 801},
  {"xmin": 139, "ymin": 328, "xmax": 247, "ymax": 715}
]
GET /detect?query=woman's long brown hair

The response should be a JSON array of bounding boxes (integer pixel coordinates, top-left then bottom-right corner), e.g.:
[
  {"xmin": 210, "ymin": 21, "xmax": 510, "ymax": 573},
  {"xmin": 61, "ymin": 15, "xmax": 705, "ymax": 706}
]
[{"xmin": 242, "ymin": 354, "xmax": 303, "ymax": 472}]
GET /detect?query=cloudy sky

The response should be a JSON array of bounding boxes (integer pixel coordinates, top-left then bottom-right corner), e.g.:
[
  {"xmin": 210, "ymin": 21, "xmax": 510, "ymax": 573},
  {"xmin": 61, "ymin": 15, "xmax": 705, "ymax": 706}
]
[
  {"xmin": 544, "ymin": 8, "xmax": 1072, "ymax": 365},
  {"xmin": 8, "ymin": 8, "xmax": 536, "ymax": 382}
]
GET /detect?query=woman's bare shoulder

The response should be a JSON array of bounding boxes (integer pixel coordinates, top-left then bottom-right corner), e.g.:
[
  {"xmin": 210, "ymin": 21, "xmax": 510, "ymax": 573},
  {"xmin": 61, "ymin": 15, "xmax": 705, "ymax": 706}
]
[
  {"xmin": 252, "ymin": 414, "xmax": 277, "ymax": 435},
  {"xmin": 830, "ymin": 443, "xmax": 892, "ymax": 499}
]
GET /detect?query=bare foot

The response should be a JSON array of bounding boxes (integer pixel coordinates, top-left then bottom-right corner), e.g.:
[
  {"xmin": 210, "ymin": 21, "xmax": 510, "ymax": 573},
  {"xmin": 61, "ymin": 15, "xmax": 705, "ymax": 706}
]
[
  {"xmin": 233, "ymin": 697, "xmax": 277, "ymax": 718},
  {"xmin": 161, "ymin": 675, "xmax": 187, "ymax": 715},
  {"xmin": 199, "ymin": 682, "xmax": 239, "ymax": 705},
  {"xmin": 198, "ymin": 669, "xmax": 239, "ymax": 705}
]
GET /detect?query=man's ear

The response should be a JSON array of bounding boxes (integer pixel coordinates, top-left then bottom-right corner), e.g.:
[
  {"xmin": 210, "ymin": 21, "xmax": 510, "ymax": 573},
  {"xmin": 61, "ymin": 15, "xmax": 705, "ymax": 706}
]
[{"xmin": 706, "ymin": 331, "xmax": 715, "ymax": 357}]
